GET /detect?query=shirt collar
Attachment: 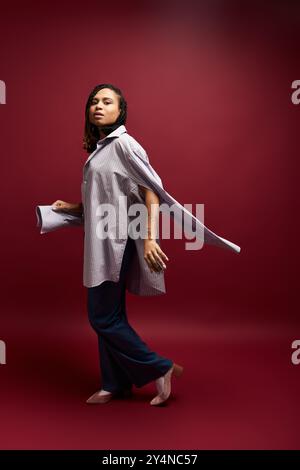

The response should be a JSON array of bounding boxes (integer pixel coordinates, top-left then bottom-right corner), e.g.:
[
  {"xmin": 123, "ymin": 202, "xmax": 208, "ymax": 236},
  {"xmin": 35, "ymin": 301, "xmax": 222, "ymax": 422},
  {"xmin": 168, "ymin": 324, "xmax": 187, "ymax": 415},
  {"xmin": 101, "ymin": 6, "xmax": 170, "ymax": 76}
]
[{"xmin": 96, "ymin": 125, "xmax": 127, "ymax": 146}]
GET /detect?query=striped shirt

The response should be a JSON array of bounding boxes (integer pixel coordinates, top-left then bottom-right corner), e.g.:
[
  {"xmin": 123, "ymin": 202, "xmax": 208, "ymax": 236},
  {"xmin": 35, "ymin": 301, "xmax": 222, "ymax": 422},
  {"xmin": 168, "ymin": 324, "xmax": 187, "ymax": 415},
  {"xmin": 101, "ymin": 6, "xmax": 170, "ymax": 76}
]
[
  {"xmin": 80, "ymin": 124, "xmax": 241, "ymax": 296},
  {"xmin": 81, "ymin": 125, "xmax": 166, "ymax": 295}
]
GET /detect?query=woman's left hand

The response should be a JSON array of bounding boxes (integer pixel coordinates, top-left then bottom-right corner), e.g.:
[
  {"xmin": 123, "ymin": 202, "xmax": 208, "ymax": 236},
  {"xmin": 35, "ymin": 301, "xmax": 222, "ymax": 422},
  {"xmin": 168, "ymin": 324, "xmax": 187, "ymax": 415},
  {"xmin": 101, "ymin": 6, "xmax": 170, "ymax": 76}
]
[{"xmin": 144, "ymin": 239, "xmax": 169, "ymax": 273}]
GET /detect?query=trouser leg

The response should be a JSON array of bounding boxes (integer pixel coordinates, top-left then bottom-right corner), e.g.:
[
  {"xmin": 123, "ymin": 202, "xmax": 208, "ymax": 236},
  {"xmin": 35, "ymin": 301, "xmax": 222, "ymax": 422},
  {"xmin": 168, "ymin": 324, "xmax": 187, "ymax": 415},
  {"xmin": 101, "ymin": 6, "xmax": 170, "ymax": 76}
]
[
  {"xmin": 87, "ymin": 236, "xmax": 173, "ymax": 392},
  {"xmin": 98, "ymin": 335, "xmax": 133, "ymax": 392}
]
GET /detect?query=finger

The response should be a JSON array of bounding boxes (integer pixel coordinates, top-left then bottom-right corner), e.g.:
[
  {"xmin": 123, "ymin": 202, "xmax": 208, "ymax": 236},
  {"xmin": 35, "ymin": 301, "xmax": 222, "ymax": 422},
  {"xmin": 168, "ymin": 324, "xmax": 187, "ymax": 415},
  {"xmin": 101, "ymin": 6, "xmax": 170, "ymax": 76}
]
[
  {"xmin": 156, "ymin": 247, "xmax": 169, "ymax": 262},
  {"xmin": 152, "ymin": 252, "xmax": 166, "ymax": 269},
  {"xmin": 146, "ymin": 254, "xmax": 158, "ymax": 272},
  {"xmin": 150, "ymin": 249, "xmax": 166, "ymax": 270},
  {"xmin": 52, "ymin": 202, "xmax": 67, "ymax": 212},
  {"xmin": 153, "ymin": 253, "xmax": 167, "ymax": 269},
  {"xmin": 148, "ymin": 253, "xmax": 162, "ymax": 272},
  {"xmin": 144, "ymin": 257, "xmax": 154, "ymax": 273}
]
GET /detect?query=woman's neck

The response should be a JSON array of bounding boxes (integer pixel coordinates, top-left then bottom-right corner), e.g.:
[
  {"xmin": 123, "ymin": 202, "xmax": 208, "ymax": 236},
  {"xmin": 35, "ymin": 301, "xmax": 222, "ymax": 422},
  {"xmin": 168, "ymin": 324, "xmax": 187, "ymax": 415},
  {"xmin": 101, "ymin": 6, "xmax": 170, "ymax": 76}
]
[{"xmin": 98, "ymin": 128, "xmax": 106, "ymax": 140}]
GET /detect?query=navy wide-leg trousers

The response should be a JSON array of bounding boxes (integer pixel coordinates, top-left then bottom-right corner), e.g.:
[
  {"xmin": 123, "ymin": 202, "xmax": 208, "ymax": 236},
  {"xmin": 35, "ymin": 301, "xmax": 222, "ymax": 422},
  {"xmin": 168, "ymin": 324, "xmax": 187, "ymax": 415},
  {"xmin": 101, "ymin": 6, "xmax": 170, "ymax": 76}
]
[{"xmin": 87, "ymin": 236, "xmax": 173, "ymax": 393}]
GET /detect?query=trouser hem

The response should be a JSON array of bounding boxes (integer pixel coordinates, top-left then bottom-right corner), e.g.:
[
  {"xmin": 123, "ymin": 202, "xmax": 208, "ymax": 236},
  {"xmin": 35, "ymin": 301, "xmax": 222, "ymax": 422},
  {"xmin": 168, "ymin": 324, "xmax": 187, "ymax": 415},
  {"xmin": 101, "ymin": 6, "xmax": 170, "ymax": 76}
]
[{"xmin": 133, "ymin": 361, "xmax": 174, "ymax": 389}]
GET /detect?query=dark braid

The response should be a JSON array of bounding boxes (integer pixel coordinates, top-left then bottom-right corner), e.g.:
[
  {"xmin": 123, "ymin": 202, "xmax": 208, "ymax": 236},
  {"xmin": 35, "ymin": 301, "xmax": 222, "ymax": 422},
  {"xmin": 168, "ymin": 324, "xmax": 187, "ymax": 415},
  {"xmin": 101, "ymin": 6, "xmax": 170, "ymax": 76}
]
[{"xmin": 83, "ymin": 83, "xmax": 127, "ymax": 154}]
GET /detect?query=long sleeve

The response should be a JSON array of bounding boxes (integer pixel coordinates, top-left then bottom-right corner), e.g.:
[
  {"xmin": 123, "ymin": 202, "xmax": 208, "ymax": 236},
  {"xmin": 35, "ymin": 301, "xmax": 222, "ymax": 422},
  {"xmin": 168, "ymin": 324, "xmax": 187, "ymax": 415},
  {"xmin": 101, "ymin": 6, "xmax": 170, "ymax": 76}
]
[
  {"xmin": 117, "ymin": 135, "xmax": 241, "ymax": 254},
  {"xmin": 36, "ymin": 205, "xmax": 84, "ymax": 234}
]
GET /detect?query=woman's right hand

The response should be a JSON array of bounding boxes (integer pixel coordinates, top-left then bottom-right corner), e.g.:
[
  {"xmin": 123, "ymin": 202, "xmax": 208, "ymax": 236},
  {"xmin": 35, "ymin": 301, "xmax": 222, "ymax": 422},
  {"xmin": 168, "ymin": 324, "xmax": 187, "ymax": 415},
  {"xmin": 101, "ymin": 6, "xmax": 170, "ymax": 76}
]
[{"xmin": 52, "ymin": 200, "xmax": 83, "ymax": 215}]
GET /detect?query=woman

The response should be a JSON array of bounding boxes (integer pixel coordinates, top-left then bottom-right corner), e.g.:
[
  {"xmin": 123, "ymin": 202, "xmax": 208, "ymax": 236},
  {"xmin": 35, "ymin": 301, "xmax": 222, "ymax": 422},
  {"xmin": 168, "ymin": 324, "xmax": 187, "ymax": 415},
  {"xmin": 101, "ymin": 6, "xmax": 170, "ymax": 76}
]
[{"xmin": 52, "ymin": 84, "xmax": 183, "ymax": 406}]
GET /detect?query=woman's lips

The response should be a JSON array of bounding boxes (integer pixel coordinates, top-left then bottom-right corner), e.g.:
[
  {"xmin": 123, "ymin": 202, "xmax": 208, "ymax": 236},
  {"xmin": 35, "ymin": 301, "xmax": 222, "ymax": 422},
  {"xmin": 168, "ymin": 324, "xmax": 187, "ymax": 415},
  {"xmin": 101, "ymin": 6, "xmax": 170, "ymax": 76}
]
[{"xmin": 94, "ymin": 113, "xmax": 104, "ymax": 117}]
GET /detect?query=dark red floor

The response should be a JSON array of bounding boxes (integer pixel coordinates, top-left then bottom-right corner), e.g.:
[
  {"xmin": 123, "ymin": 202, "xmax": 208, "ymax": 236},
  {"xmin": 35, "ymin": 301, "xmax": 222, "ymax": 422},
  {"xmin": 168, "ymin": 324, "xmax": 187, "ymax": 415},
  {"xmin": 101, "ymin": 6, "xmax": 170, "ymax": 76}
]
[{"xmin": 0, "ymin": 301, "xmax": 299, "ymax": 450}]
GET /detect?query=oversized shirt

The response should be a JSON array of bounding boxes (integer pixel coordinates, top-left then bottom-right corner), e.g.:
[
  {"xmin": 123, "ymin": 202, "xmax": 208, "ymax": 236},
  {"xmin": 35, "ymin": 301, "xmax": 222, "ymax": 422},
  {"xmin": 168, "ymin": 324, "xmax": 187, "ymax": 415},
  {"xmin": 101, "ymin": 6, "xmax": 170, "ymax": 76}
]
[
  {"xmin": 36, "ymin": 124, "xmax": 241, "ymax": 296},
  {"xmin": 81, "ymin": 125, "xmax": 167, "ymax": 295}
]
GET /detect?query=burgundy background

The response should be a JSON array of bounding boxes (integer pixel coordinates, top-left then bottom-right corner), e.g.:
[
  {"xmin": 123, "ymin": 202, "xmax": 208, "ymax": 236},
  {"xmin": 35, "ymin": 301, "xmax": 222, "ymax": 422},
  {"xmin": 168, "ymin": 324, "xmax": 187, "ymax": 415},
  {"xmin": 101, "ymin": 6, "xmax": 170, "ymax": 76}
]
[{"xmin": 0, "ymin": 0, "xmax": 299, "ymax": 449}]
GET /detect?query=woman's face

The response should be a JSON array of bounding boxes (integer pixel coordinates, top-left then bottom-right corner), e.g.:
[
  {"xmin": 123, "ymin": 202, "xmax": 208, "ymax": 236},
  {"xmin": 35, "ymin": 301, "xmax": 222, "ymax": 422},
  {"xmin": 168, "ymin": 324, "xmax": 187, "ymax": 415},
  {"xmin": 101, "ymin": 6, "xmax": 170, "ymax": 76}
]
[{"xmin": 89, "ymin": 88, "xmax": 121, "ymax": 128}]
